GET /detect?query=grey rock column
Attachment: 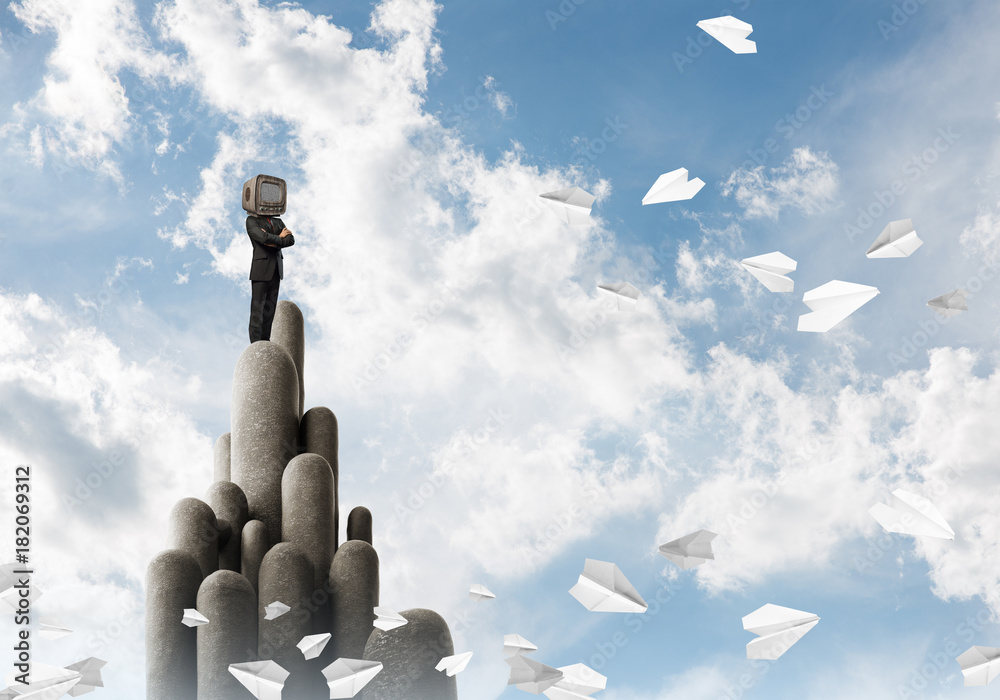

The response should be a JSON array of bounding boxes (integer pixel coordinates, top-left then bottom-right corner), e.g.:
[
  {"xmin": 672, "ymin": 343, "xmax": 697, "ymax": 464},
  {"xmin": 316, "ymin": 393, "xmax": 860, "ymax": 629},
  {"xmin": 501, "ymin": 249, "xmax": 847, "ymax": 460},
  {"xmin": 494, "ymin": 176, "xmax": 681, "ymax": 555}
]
[
  {"xmin": 300, "ymin": 407, "xmax": 339, "ymax": 552},
  {"xmin": 146, "ymin": 549, "xmax": 202, "ymax": 700},
  {"xmin": 282, "ymin": 453, "xmax": 335, "ymax": 591},
  {"xmin": 231, "ymin": 341, "xmax": 299, "ymax": 545},
  {"xmin": 271, "ymin": 300, "xmax": 305, "ymax": 419},
  {"xmin": 360, "ymin": 608, "xmax": 458, "ymax": 700},
  {"xmin": 241, "ymin": 519, "xmax": 269, "ymax": 595},
  {"xmin": 258, "ymin": 543, "xmax": 324, "ymax": 700},
  {"xmin": 196, "ymin": 570, "xmax": 257, "ymax": 700},
  {"xmin": 329, "ymin": 540, "xmax": 379, "ymax": 660},
  {"xmin": 168, "ymin": 497, "xmax": 220, "ymax": 580},
  {"xmin": 347, "ymin": 506, "xmax": 373, "ymax": 545},
  {"xmin": 205, "ymin": 482, "xmax": 249, "ymax": 573},
  {"xmin": 213, "ymin": 433, "xmax": 231, "ymax": 482}
]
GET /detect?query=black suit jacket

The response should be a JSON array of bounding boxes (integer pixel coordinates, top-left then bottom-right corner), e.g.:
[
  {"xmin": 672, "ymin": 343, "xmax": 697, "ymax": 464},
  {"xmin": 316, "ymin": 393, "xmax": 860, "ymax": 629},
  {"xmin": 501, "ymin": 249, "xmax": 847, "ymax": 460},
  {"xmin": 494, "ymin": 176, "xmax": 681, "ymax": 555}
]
[{"xmin": 247, "ymin": 215, "xmax": 295, "ymax": 281}]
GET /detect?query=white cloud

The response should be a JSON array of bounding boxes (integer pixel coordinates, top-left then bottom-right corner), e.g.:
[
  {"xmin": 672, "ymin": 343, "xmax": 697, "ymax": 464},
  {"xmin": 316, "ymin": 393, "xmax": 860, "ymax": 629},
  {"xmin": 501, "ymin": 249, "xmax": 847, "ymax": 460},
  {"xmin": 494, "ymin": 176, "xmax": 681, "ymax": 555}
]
[{"xmin": 722, "ymin": 146, "xmax": 840, "ymax": 220}]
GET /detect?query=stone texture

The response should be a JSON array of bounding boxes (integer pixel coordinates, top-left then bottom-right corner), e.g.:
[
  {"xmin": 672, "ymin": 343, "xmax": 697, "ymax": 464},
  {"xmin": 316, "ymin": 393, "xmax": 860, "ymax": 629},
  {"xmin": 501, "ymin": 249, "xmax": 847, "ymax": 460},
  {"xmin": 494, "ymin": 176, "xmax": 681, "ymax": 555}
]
[
  {"xmin": 168, "ymin": 497, "xmax": 220, "ymax": 580},
  {"xmin": 241, "ymin": 519, "xmax": 269, "ymax": 595},
  {"xmin": 213, "ymin": 432, "xmax": 231, "ymax": 482},
  {"xmin": 271, "ymin": 300, "xmax": 305, "ymax": 419},
  {"xmin": 146, "ymin": 549, "xmax": 202, "ymax": 700},
  {"xmin": 282, "ymin": 453, "xmax": 335, "ymax": 591},
  {"xmin": 205, "ymin": 481, "xmax": 249, "ymax": 572},
  {"xmin": 231, "ymin": 341, "xmax": 299, "ymax": 545},
  {"xmin": 360, "ymin": 608, "xmax": 458, "ymax": 700},
  {"xmin": 347, "ymin": 506, "xmax": 373, "ymax": 545},
  {"xmin": 299, "ymin": 407, "xmax": 340, "ymax": 552},
  {"xmin": 329, "ymin": 540, "xmax": 379, "ymax": 661},
  {"xmin": 196, "ymin": 570, "xmax": 257, "ymax": 700}
]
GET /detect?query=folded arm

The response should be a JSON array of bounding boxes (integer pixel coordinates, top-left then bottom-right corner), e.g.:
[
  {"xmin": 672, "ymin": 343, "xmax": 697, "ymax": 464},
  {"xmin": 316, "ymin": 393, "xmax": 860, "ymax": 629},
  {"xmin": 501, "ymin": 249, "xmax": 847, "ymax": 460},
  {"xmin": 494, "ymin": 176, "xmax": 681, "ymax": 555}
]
[{"xmin": 247, "ymin": 217, "xmax": 295, "ymax": 248}]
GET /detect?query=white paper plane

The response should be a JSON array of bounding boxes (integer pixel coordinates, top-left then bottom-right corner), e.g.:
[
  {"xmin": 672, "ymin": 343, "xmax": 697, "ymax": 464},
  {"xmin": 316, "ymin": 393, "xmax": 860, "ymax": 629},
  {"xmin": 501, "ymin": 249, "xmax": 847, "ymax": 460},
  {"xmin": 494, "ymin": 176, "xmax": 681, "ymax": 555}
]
[
  {"xmin": 228, "ymin": 660, "xmax": 288, "ymax": 700},
  {"xmin": 181, "ymin": 608, "xmax": 209, "ymax": 627},
  {"xmin": 697, "ymin": 16, "xmax": 757, "ymax": 54},
  {"xmin": 543, "ymin": 687, "xmax": 593, "ymax": 700},
  {"xmin": 797, "ymin": 280, "xmax": 879, "ymax": 332},
  {"xmin": 469, "ymin": 583, "xmax": 495, "ymax": 601},
  {"xmin": 4, "ymin": 661, "xmax": 82, "ymax": 699},
  {"xmin": 957, "ymin": 646, "xmax": 1000, "ymax": 686},
  {"xmin": 323, "ymin": 658, "xmax": 383, "ymax": 699},
  {"xmin": 928, "ymin": 289, "xmax": 968, "ymax": 318},
  {"xmin": 569, "ymin": 559, "xmax": 647, "ymax": 613},
  {"xmin": 597, "ymin": 282, "xmax": 640, "ymax": 311},
  {"xmin": 264, "ymin": 601, "xmax": 290, "ymax": 620},
  {"xmin": 743, "ymin": 604, "xmax": 819, "ymax": 659},
  {"xmin": 0, "ymin": 688, "xmax": 17, "ymax": 700},
  {"xmin": 658, "ymin": 529, "xmax": 718, "ymax": 569},
  {"xmin": 741, "ymin": 252, "xmax": 797, "ymax": 293},
  {"xmin": 503, "ymin": 633, "xmax": 538, "ymax": 657},
  {"xmin": 866, "ymin": 219, "xmax": 923, "ymax": 258},
  {"xmin": 38, "ymin": 619, "xmax": 73, "ymax": 640},
  {"xmin": 0, "ymin": 565, "xmax": 42, "ymax": 612},
  {"xmin": 64, "ymin": 657, "xmax": 106, "ymax": 696},
  {"xmin": 435, "ymin": 651, "xmax": 473, "ymax": 676},
  {"xmin": 373, "ymin": 607, "xmax": 408, "ymax": 631},
  {"xmin": 642, "ymin": 168, "xmax": 705, "ymax": 205},
  {"xmin": 506, "ymin": 656, "xmax": 564, "ymax": 694},
  {"xmin": 548, "ymin": 663, "xmax": 607, "ymax": 697},
  {"xmin": 869, "ymin": 488, "xmax": 955, "ymax": 539},
  {"xmin": 297, "ymin": 633, "xmax": 332, "ymax": 660},
  {"xmin": 540, "ymin": 187, "xmax": 597, "ymax": 225}
]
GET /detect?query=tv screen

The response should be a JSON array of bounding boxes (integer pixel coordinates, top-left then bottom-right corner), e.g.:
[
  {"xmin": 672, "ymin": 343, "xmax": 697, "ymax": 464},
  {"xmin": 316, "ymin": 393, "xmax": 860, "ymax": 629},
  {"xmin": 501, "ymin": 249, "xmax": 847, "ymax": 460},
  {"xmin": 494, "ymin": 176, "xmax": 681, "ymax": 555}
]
[{"xmin": 261, "ymin": 182, "xmax": 281, "ymax": 203}]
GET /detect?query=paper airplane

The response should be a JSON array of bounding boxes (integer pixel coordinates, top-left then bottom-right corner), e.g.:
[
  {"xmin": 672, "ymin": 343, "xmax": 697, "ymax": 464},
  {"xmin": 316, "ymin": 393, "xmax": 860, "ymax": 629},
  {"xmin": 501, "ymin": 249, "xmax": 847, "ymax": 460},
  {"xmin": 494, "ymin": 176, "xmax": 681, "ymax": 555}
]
[
  {"xmin": 435, "ymin": 651, "xmax": 473, "ymax": 676},
  {"xmin": 323, "ymin": 658, "xmax": 383, "ymax": 699},
  {"xmin": 569, "ymin": 559, "xmax": 647, "ymax": 613},
  {"xmin": 64, "ymin": 657, "xmax": 106, "ymax": 696},
  {"xmin": 741, "ymin": 252, "xmax": 797, "ymax": 293},
  {"xmin": 957, "ymin": 646, "xmax": 1000, "ymax": 686},
  {"xmin": 658, "ymin": 529, "xmax": 718, "ymax": 569},
  {"xmin": 866, "ymin": 219, "xmax": 923, "ymax": 258},
  {"xmin": 469, "ymin": 583, "xmax": 495, "ymax": 601},
  {"xmin": 264, "ymin": 601, "xmax": 290, "ymax": 620},
  {"xmin": 503, "ymin": 633, "xmax": 538, "ymax": 657},
  {"xmin": 869, "ymin": 488, "xmax": 955, "ymax": 539},
  {"xmin": 0, "ymin": 689, "xmax": 17, "ymax": 700},
  {"xmin": 373, "ymin": 607, "xmax": 408, "ymax": 631},
  {"xmin": 539, "ymin": 188, "xmax": 597, "ymax": 225},
  {"xmin": 796, "ymin": 280, "xmax": 879, "ymax": 332},
  {"xmin": 0, "ymin": 565, "xmax": 42, "ymax": 612},
  {"xmin": 642, "ymin": 168, "xmax": 705, "ymax": 205},
  {"xmin": 697, "ymin": 15, "xmax": 757, "ymax": 54},
  {"xmin": 548, "ymin": 663, "xmax": 607, "ymax": 697},
  {"xmin": 297, "ymin": 633, "xmax": 332, "ymax": 660},
  {"xmin": 506, "ymin": 656, "xmax": 564, "ymax": 694},
  {"xmin": 181, "ymin": 608, "xmax": 209, "ymax": 627},
  {"xmin": 743, "ymin": 604, "xmax": 819, "ymax": 659},
  {"xmin": 4, "ymin": 661, "xmax": 83, "ymax": 699},
  {"xmin": 597, "ymin": 282, "xmax": 640, "ymax": 311},
  {"xmin": 228, "ymin": 660, "xmax": 288, "ymax": 700},
  {"xmin": 38, "ymin": 619, "xmax": 73, "ymax": 640},
  {"xmin": 928, "ymin": 289, "xmax": 968, "ymax": 318}
]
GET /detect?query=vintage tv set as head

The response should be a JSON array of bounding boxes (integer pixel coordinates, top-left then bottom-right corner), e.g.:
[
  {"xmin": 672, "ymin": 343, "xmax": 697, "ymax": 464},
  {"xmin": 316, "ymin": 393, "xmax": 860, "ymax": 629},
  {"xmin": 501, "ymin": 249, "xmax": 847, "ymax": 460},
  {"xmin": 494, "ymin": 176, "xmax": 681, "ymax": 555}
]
[{"xmin": 241, "ymin": 174, "xmax": 287, "ymax": 216}]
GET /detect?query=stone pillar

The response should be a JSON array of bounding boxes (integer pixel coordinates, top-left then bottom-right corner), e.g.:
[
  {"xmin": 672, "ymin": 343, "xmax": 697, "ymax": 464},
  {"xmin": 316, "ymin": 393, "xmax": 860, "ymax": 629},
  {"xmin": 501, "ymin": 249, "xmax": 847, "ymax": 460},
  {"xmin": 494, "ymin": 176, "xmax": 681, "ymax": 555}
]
[
  {"xmin": 213, "ymin": 432, "xmax": 231, "ymax": 482},
  {"xmin": 205, "ymin": 482, "xmax": 249, "ymax": 572},
  {"xmin": 360, "ymin": 609, "xmax": 458, "ymax": 700},
  {"xmin": 168, "ymin": 498, "xmax": 220, "ymax": 580},
  {"xmin": 231, "ymin": 341, "xmax": 299, "ymax": 545},
  {"xmin": 196, "ymin": 570, "xmax": 257, "ymax": 700},
  {"xmin": 329, "ymin": 540, "xmax": 379, "ymax": 661},
  {"xmin": 299, "ymin": 407, "xmax": 339, "ymax": 552},
  {"xmin": 347, "ymin": 506, "xmax": 373, "ymax": 545},
  {"xmin": 241, "ymin": 519, "xmax": 269, "ymax": 595},
  {"xmin": 146, "ymin": 550, "xmax": 202, "ymax": 700},
  {"xmin": 271, "ymin": 300, "xmax": 305, "ymax": 419},
  {"xmin": 258, "ymin": 543, "xmax": 324, "ymax": 699},
  {"xmin": 282, "ymin": 454, "xmax": 335, "ymax": 592}
]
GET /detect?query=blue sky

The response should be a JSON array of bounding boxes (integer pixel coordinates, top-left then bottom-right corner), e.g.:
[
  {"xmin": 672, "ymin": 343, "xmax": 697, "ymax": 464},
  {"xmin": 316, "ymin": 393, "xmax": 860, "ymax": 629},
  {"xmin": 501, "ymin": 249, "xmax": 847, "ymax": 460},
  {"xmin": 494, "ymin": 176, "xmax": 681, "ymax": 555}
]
[{"xmin": 2, "ymin": 0, "xmax": 1000, "ymax": 698}]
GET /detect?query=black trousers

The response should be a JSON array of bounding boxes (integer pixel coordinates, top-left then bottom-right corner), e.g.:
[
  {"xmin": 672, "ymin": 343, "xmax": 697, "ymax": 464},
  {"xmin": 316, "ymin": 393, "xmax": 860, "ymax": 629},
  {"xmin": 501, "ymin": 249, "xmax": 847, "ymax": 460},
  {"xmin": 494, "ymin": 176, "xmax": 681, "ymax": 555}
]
[{"xmin": 249, "ymin": 269, "xmax": 280, "ymax": 343}]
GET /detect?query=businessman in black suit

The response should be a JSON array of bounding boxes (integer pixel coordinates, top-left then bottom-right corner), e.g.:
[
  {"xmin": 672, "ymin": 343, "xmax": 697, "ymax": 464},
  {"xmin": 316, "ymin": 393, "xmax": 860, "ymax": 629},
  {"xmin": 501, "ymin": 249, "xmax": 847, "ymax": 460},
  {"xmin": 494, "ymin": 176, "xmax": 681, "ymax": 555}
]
[{"xmin": 247, "ymin": 214, "xmax": 295, "ymax": 343}]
